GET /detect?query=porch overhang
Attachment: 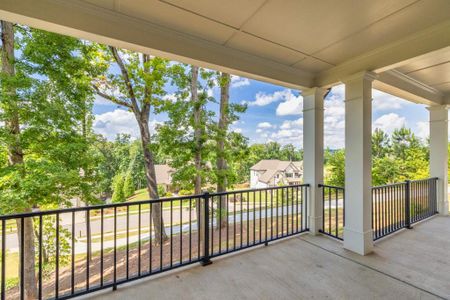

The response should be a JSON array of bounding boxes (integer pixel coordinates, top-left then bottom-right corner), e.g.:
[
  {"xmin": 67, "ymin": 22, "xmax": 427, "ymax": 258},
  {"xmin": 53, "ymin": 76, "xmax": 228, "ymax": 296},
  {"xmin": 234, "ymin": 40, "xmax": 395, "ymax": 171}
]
[{"xmin": 0, "ymin": 0, "xmax": 449, "ymax": 104}]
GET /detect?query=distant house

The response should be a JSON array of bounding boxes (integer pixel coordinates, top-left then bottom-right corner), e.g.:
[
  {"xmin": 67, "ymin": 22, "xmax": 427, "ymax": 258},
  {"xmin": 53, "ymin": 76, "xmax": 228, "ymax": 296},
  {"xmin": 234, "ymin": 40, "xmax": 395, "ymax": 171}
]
[
  {"xmin": 250, "ymin": 160, "xmax": 303, "ymax": 188},
  {"xmin": 155, "ymin": 164, "xmax": 175, "ymax": 191}
]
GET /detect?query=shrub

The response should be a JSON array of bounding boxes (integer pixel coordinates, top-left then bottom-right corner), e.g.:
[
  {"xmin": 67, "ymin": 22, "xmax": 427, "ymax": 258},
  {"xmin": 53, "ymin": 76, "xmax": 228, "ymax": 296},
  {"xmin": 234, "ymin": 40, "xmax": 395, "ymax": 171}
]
[
  {"xmin": 111, "ymin": 173, "xmax": 126, "ymax": 203},
  {"xmin": 123, "ymin": 173, "xmax": 135, "ymax": 198},
  {"xmin": 178, "ymin": 189, "xmax": 194, "ymax": 196}
]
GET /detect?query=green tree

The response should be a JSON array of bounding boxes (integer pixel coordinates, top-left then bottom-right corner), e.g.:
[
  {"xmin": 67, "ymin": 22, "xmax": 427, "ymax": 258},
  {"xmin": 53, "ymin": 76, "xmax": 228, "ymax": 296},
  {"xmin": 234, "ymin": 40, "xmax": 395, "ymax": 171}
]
[
  {"xmin": 123, "ymin": 173, "xmax": 135, "ymax": 198},
  {"xmin": 92, "ymin": 46, "xmax": 174, "ymax": 243},
  {"xmin": 325, "ymin": 149, "xmax": 345, "ymax": 187},
  {"xmin": 111, "ymin": 173, "xmax": 126, "ymax": 203},
  {"xmin": 1, "ymin": 22, "xmax": 100, "ymax": 297}
]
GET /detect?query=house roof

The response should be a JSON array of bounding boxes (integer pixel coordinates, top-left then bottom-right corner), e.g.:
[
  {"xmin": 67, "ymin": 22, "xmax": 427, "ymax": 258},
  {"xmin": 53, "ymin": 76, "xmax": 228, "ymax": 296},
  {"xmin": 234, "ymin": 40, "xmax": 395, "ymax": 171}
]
[
  {"xmin": 155, "ymin": 164, "xmax": 174, "ymax": 185},
  {"xmin": 259, "ymin": 169, "xmax": 279, "ymax": 184},
  {"xmin": 250, "ymin": 160, "xmax": 302, "ymax": 171},
  {"xmin": 251, "ymin": 160, "xmax": 302, "ymax": 184}
]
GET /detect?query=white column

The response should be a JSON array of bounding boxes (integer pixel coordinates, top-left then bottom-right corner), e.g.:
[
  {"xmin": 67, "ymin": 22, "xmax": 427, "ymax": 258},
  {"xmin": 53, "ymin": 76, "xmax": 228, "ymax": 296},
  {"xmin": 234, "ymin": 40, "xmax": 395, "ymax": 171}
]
[
  {"xmin": 303, "ymin": 87, "xmax": 325, "ymax": 235},
  {"xmin": 428, "ymin": 105, "xmax": 449, "ymax": 215},
  {"xmin": 343, "ymin": 72, "xmax": 376, "ymax": 255}
]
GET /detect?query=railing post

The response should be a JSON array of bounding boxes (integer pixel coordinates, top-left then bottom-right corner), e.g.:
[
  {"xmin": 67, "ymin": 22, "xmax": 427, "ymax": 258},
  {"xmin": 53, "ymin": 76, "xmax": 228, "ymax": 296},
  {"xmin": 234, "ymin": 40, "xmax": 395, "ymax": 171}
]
[
  {"xmin": 405, "ymin": 180, "xmax": 412, "ymax": 229},
  {"xmin": 201, "ymin": 192, "xmax": 212, "ymax": 266}
]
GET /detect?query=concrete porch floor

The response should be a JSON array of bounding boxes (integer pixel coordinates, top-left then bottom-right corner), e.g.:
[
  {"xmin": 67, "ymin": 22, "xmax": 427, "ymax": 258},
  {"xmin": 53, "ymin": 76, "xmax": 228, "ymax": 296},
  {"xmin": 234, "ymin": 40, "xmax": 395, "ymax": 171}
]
[{"xmin": 87, "ymin": 216, "xmax": 450, "ymax": 300}]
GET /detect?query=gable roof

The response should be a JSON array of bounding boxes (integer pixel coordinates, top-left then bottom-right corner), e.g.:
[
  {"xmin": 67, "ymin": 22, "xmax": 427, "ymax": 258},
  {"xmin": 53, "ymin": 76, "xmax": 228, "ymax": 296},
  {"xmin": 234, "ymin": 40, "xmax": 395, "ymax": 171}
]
[
  {"xmin": 250, "ymin": 159, "xmax": 302, "ymax": 172},
  {"xmin": 155, "ymin": 164, "xmax": 174, "ymax": 185},
  {"xmin": 251, "ymin": 160, "xmax": 303, "ymax": 184}
]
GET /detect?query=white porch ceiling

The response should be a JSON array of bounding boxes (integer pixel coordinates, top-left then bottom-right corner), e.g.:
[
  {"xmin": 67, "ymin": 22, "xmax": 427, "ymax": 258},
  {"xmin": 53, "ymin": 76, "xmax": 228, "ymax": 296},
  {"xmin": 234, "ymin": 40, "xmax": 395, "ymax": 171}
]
[{"xmin": 0, "ymin": 0, "xmax": 450, "ymax": 104}]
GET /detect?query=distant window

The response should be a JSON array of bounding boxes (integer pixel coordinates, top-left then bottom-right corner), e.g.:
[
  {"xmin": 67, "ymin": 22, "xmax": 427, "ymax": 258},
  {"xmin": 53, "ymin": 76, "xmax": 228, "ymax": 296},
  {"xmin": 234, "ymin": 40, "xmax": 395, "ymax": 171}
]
[{"xmin": 286, "ymin": 173, "xmax": 293, "ymax": 178}]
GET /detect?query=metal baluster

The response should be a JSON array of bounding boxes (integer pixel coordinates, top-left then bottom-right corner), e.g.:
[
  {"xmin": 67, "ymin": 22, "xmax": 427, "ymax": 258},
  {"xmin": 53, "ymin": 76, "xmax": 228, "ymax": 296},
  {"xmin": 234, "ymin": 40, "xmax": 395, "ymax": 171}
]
[
  {"xmin": 201, "ymin": 192, "xmax": 211, "ymax": 266},
  {"xmin": 86, "ymin": 210, "xmax": 90, "ymax": 291},
  {"xmin": 100, "ymin": 208, "xmax": 104, "ymax": 287},
  {"xmin": 126, "ymin": 207, "xmax": 129, "ymax": 279},
  {"xmin": 170, "ymin": 200, "xmax": 173, "ymax": 268},
  {"xmin": 138, "ymin": 204, "xmax": 141, "ymax": 276},
  {"xmin": 38, "ymin": 216, "xmax": 42, "ymax": 300},
  {"xmin": 113, "ymin": 207, "xmax": 117, "ymax": 291},
  {"xmin": 1, "ymin": 219, "xmax": 5, "ymax": 300},
  {"xmin": 149, "ymin": 203, "xmax": 153, "ymax": 272},
  {"xmin": 71, "ymin": 212, "xmax": 75, "ymax": 294}
]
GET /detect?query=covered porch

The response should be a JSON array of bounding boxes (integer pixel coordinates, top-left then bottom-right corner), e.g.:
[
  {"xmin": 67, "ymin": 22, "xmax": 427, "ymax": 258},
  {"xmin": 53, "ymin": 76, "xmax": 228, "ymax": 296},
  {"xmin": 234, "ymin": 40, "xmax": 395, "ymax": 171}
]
[
  {"xmin": 0, "ymin": 0, "xmax": 449, "ymax": 299},
  {"xmin": 87, "ymin": 216, "xmax": 450, "ymax": 300}
]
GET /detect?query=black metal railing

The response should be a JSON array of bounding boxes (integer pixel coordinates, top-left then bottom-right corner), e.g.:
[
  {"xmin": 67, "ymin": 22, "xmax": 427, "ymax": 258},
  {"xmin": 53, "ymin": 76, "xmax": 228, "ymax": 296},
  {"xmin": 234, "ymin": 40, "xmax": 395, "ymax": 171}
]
[
  {"xmin": 372, "ymin": 182, "xmax": 407, "ymax": 240},
  {"xmin": 318, "ymin": 184, "xmax": 345, "ymax": 240},
  {"xmin": 0, "ymin": 184, "xmax": 309, "ymax": 300},
  {"xmin": 409, "ymin": 178, "xmax": 438, "ymax": 224},
  {"xmin": 372, "ymin": 177, "xmax": 438, "ymax": 240},
  {"xmin": 319, "ymin": 178, "xmax": 438, "ymax": 242},
  {"xmin": 208, "ymin": 185, "xmax": 309, "ymax": 258}
]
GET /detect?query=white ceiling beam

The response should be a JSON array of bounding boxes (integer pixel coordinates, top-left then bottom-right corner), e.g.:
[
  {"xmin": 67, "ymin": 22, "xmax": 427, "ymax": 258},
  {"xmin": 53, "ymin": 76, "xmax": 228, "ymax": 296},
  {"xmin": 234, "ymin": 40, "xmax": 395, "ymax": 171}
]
[
  {"xmin": 315, "ymin": 20, "xmax": 450, "ymax": 88},
  {"xmin": 374, "ymin": 70, "xmax": 444, "ymax": 106},
  {"xmin": 0, "ymin": 0, "xmax": 314, "ymax": 89}
]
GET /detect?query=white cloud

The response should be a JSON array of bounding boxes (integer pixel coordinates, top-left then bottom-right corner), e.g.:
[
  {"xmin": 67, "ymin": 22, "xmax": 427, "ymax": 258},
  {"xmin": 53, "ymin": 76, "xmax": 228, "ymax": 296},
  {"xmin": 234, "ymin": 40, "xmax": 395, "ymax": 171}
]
[
  {"xmin": 280, "ymin": 118, "xmax": 303, "ymax": 130},
  {"xmin": 416, "ymin": 121, "xmax": 429, "ymax": 140},
  {"xmin": 94, "ymin": 94, "xmax": 112, "ymax": 106},
  {"xmin": 372, "ymin": 90, "xmax": 403, "ymax": 111},
  {"xmin": 231, "ymin": 76, "xmax": 250, "ymax": 88},
  {"xmin": 244, "ymin": 89, "xmax": 299, "ymax": 107},
  {"xmin": 276, "ymin": 91, "xmax": 303, "ymax": 116},
  {"xmin": 373, "ymin": 113, "xmax": 406, "ymax": 133},
  {"xmin": 207, "ymin": 88, "xmax": 215, "ymax": 98},
  {"xmin": 163, "ymin": 93, "xmax": 177, "ymax": 102},
  {"xmin": 232, "ymin": 127, "xmax": 243, "ymax": 134},
  {"xmin": 93, "ymin": 109, "xmax": 160, "ymax": 140},
  {"xmin": 257, "ymin": 122, "xmax": 274, "ymax": 129},
  {"xmin": 323, "ymin": 88, "xmax": 346, "ymax": 148}
]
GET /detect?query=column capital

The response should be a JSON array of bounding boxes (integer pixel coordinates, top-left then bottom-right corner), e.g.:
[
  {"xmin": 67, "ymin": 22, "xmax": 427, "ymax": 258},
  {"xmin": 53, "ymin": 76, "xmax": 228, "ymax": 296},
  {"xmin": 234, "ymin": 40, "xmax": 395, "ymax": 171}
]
[
  {"xmin": 428, "ymin": 105, "xmax": 449, "ymax": 123},
  {"xmin": 426, "ymin": 104, "xmax": 450, "ymax": 112},
  {"xmin": 301, "ymin": 87, "xmax": 327, "ymax": 98},
  {"xmin": 342, "ymin": 71, "xmax": 378, "ymax": 84}
]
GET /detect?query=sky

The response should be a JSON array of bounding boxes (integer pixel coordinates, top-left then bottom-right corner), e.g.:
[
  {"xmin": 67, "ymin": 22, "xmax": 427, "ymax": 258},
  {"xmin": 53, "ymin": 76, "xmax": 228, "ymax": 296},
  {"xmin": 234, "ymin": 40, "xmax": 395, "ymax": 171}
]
[{"xmin": 92, "ymin": 75, "xmax": 433, "ymax": 149}]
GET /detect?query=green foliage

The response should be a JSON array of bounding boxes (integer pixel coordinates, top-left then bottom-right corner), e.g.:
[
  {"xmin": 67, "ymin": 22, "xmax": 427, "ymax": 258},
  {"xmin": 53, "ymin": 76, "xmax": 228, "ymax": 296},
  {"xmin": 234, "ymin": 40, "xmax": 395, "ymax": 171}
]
[
  {"xmin": 325, "ymin": 149, "xmax": 345, "ymax": 187},
  {"xmin": 111, "ymin": 173, "xmax": 126, "ymax": 203},
  {"xmin": 178, "ymin": 189, "xmax": 194, "ymax": 196},
  {"xmin": 324, "ymin": 128, "xmax": 430, "ymax": 186},
  {"xmin": 156, "ymin": 65, "xmax": 216, "ymax": 191},
  {"xmin": 34, "ymin": 215, "xmax": 71, "ymax": 267},
  {"xmin": 123, "ymin": 173, "xmax": 135, "ymax": 198},
  {"xmin": 157, "ymin": 184, "xmax": 166, "ymax": 197},
  {"xmin": 0, "ymin": 26, "xmax": 101, "ymax": 214}
]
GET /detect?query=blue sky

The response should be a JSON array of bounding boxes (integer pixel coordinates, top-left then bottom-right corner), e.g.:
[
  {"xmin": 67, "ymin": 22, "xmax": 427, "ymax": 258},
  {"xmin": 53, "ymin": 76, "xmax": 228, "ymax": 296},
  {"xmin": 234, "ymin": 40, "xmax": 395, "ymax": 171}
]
[{"xmin": 92, "ymin": 75, "xmax": 432, "ymax": 149}]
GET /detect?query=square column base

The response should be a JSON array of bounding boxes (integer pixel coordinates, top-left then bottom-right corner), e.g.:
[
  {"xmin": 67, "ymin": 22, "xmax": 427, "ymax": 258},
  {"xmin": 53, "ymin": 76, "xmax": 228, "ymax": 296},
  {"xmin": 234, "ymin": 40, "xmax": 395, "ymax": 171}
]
[
  {"xmin": 438, "ymin": 200, "xmax": 449, "ymax": 216},
  {"xmin": 309, "ymin": 215, "xmax": 323, "ymax": 235},
  {"xmin": 343, "ymin": 227, "xmax": 373, "ymax": 255}
]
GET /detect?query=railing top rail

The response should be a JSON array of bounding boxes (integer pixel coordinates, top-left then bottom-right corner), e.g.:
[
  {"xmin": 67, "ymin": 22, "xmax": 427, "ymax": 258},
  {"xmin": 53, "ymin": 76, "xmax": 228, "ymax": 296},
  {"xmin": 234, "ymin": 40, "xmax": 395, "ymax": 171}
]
[
  {"xmin": 211, "ymin": 183, "xmax": 309, "ymax": 196},
  {"xmin": 318, "ymin": 183, "xmax": 344, "ymax": 190},
  {"xmin": 372, "ymin": 177, "xmax": 438, "ymax": 189},
  {"xmin": 0, "ymin": 183, "xmax": 310, "ymax": 220},
  {"xmin": 409, "ymin": 177, "xmax": 438, "ymax": 183},
  {"xmin": 372, "ymin": 182, "xmax": 407, "ymax": 189}
]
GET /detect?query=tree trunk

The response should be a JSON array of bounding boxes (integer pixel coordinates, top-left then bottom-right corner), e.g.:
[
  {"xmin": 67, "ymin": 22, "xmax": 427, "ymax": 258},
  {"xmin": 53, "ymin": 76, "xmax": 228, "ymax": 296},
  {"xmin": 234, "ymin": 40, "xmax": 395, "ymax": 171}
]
[
  {"xmin": 191, "ymin": 66, "xmax": 205, "ymax": 240},
  {"xmin": 137, "ymin": 115, "xmax": 167, "ymax": 244},
  {"xmin": 1, "ymin": 20, "xmax": 38, "ymax": 299},
  {"xmin": 16, "ymin": 217, "xmax": 37, "ymax": 300},
  {"xmin": 217, "ymin": 73, "xmax": 230, "ymax": 228}
]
